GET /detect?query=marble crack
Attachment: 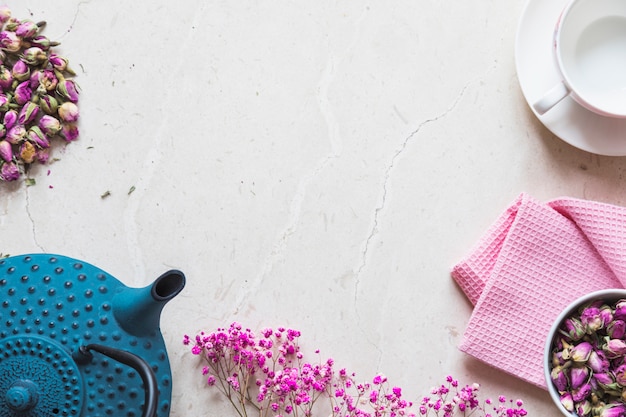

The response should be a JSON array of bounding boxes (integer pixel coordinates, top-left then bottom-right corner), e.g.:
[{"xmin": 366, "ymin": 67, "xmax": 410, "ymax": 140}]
[
  {"xmin": 123, "ymin": 8, "xmax": 204, "ymax": 282},
  {"xmin": 24, "ymin": 188, "xmax": 45, "ymax": 252},
  {"xmin": 231, "ymin": 164, "xmax": 330, "ymax": 317},
  {"xmin": 232, "ymin": 157, "xmax": 336, "ymax": 317},
  {"xmin": 231, "ymin": 5, "xmax": 371, "ymax": 318},
  {"xmin": 352, "ymin": 81, "xmax": 471, "ymax": 368},
  {"xmin": 354, "ymin": 84, "xmax": 470, "ymax": 289},
  {"xmin": 232, "ymin": 55, "xmax": 343, "ymax": 317},
  {"xmin": 57, "ymin": 0, "xmax": 92, "ymax": 39}
]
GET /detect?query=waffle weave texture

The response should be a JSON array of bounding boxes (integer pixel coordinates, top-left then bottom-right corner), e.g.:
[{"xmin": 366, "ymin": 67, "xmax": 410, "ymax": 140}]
[{"xmin": 451, "ymin": 193, "xmax": 626, "ymax": 388}]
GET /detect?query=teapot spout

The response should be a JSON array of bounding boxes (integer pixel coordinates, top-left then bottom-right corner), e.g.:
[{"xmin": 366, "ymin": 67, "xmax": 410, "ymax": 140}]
[{"xmin": 113, "ymin": 269, "xmax": 186, "ymax": 336}]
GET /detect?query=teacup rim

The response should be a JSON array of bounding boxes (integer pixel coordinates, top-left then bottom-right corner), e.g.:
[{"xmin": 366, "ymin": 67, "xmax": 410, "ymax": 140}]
[{"xmin": 553, "ymin": 0, "xmax": 626, "ymax": 118}]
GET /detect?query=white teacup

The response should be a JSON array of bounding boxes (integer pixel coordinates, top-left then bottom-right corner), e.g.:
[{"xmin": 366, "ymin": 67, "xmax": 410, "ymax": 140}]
[{"xmin": 533, "ymin": 0, "xmax": 626, "ymax": 118}]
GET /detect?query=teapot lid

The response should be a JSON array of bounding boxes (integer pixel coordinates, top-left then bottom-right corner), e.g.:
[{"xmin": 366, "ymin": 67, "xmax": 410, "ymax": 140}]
[
  {"xmin": 0, "ymin": 254, "xmax": 182, "ymax": 417},
  {"xmin": 0, "ymin": 335, "xmax": 83, "ymax": 416}
]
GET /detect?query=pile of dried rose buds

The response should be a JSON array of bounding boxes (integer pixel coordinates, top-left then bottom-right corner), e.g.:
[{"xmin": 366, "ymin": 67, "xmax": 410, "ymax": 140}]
[
  {"xmin": 549, "ymin": 298, "xmax": 626, "ymax": 417},
  {"xmin": 0, "ymin": 5, "xmax": 79, "ymax": 182}
]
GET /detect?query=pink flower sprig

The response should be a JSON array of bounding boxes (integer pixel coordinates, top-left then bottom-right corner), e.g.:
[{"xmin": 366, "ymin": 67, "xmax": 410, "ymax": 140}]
[
  {"xmin": 0, "ymin": 5, "xmax": 80, "ymax": 182},
  {"xmin": 419, "ymin": 375, "xmax": 526, "ymax": 417},
  {"xmin": 185, "ymin": 323, "xmax": 336, "ymax": 417},
  {"xmin": 184, "ymin": 323, "xmax": 527, "ymax": 417},
  {"xmin": 330, "ymin": 371, "xmax": 412, "ymax": 417}
]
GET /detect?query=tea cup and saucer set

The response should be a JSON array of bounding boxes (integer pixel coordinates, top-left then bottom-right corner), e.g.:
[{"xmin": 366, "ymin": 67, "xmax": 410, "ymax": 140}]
[{"xmin": 516, "ymin": 0, "xmax": 626, "ymax": 156}]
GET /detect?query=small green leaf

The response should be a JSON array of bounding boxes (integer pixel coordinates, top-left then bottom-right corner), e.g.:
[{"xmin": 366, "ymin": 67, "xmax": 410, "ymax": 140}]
[
  {"xmin": 25, "ymin": 178, "xmax": 36, "ymax": 186},
  {"xmin": 128, "ymin": 186, "xmax": 135, "ymax": 195}
]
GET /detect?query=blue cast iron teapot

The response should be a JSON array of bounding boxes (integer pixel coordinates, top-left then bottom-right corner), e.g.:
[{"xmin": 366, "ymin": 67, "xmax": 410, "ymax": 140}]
[{"xmin": 0, "ymin": 254, "xmax": 185, "ymax": 417}]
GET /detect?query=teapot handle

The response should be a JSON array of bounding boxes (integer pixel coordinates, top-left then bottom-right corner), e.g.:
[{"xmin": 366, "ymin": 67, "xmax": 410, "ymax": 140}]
[{"xmin": 76, "ymin": 344, "xmax": 158, "ymax": 417}]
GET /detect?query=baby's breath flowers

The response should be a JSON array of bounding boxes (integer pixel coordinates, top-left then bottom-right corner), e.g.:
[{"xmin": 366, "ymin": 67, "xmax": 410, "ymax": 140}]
[
  {"xmin": 549, "ymin": 298, "xmax": 626, "ymax": 417},
  {"xmin": 419, "ymin": 376, "xmax": 526, "ymax": 417},
  {"xmin": 0, "ymin": 5, "xmax": 79, "ymax": 182},
  {"xmin": 184, "ymin": 322, "xmax": 527, "ymax": 417}
]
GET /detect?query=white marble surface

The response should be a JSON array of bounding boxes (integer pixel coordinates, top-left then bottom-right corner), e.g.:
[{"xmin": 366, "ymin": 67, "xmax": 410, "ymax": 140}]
[{"xmin": 6, "ymin": 1, "xmax": 626, "ymax": 416}]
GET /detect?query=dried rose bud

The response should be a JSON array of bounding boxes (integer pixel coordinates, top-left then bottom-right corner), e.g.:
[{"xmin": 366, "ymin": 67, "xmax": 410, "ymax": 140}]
[
  {"xmin": 19, "ymin": 140, "xmax": 35, "ymax": 163},
  {"xmin": 581, "ymin": 306, "xmax": 606, "ymax": 333},
  {"xmin": 38, "ymin": 115, "xmax": 60, "ymax": 136},
  {"xmin": 594, "ymin": 372, "xmax": 615, "ymax": 386},
  {"xmin": 42, "ymin": 69, "xmax": 58, "ymax": 91},
  {"xmin": 600, "ymin": 305, "xmax": 614, "ymax": 325},
  {"xmin": 562, "ymin": 317, "xmax": 586, "ymax": 341},
  {"xmin": 0, "ymin": 30, "xmax": 20, "ymax": 53},
  {"xmin": 58, "ymin": 101, "xmax": 78, "ymax": 122},
  {"xmin": 0, "ymin": 6, "xmax": 11, "ymax": 24},
  {"xmin": 49, "ymin": 53, "xmax": 70, "ymax": 72},
  {"xmin": 27, "ymin": 126, "xmax": 49, "ymax": 148},
  {"xmin": 2, "ymin": 110, "xmax": 17, "ymax": 130},
  {"xmin": 29, "ymin": 69, "xmax": 41, "ymax": 89},
  {"xmin": 29, "ymin": 35, "xmax": 58, "ymax": 50},
  {"xmin": 6, "ymin": 125, "xmax": 25, "ymax": 144},
  {"xmin": 38, "ymin": 94, "xmax": 57, "ymax": 115},
  {"xmin": 576, "ymin": 400, "xmax": 591, "ymax": 417},
  {"xmin": 3, "ymin": 17, "xmax": 18, "ymax": 31},
  {"xmin": 572, "ymin": 383, "xmax": 592, "ymax": 403},
  {"xmin": 552, "ymin": 350, "xmax": 567, "ymax": 367},
  {"xmin": 601, "ymin": 404, "xmax": 626, "ymax": 417},
  {"xmin": 20, "ymin": 46, "xmax": 47, "ymax": 65},
  {"xmin": 588, "ymin": 349, "xmax": 610, "ymax": 373},
  {"xmin": 17, "ymin": 102, "xmax": 39, "ymax": 125},
  {"xmin": 0, "ymin": 161, "xmax": 19, "ymax": 181},
  {"xmin": 56, "ymin": 78, "xmax": 79, "ymax": 102},
  {"xmin": 614, "ymin": 300, "xmax": 626, "ymax": 320},
  {"xmin": 15, "ymin": 20, "xmax": 39, "ymax": 39},
  {"xmin": 0, "ymin": 65, "xmax": 11, "ymax": 90},
  {"xmin": 571, "ymin": 342, "xmax": 593, "ymax": 362},
  {"xmin": 14, "ymin": 81, "xmax": 31, "ymax": 105},
  {"xmin": 613, "ymin": 364, "xmax": 626, "ymax": 386},
  {"xmin": 570, "ymin": 366, "xmax": 590, "ymax": 390},
  {"xmin": 0, "ymin": 93, "xmax": 9, "ymax": 112},
  {"xmin": 60, "ymin": 122, "xmax": 78, "ymax": 142},
  {"xmin": 608, "ymin": 319, "xmax": 626, "ymax": 339},
  {"xmin": 551, "ymin": 365, "xmax": 569, "ymax": 391},
  {"xmin": 604, "ymin": 339, "xmax": 626, "ymax": 359},
  {"xmin": 0, "ymin": 140, "xmax": 11, "ymax": 162},
  {"xmin": 30, "ymin": 69, "xmax": 57, "ymax": 91},
  {"xmin": 560, "ymin": 392, "xmax": 574, "ymax": 412}
]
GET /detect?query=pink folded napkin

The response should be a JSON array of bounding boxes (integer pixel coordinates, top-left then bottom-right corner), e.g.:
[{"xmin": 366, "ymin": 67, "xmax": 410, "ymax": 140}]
[{"xmin": 452, "ymin": 193, "xmax": 626, "ymax": 388}]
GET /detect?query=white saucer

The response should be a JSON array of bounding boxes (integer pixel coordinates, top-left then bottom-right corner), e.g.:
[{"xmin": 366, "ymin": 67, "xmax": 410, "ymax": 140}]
[{"xmin": 515, "ymin": 0, "xmax": 626, "ymax": 156}]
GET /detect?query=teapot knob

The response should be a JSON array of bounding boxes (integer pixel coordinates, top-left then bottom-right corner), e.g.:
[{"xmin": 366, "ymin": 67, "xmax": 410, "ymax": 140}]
[{"xmin": 5, "ymin": 380, "xmax": 38, "ymax": 411}]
